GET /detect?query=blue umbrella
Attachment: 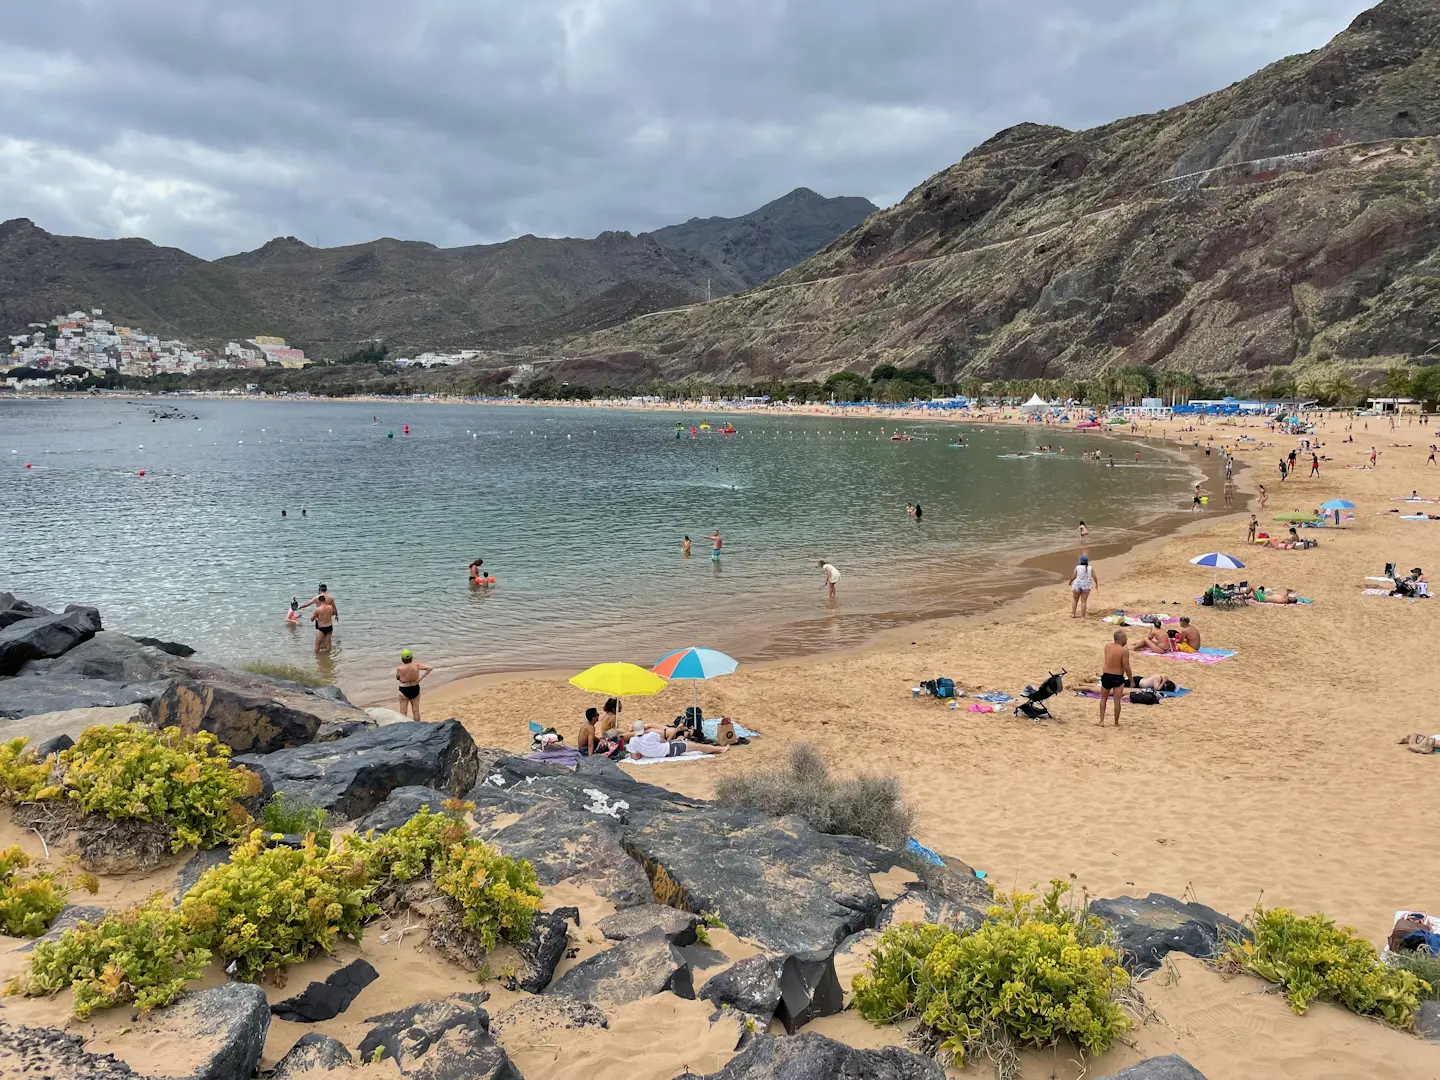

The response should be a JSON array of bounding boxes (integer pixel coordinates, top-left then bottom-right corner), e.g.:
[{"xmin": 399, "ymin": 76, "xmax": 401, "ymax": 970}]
[
  {"xmin": 652, "ymin": 647, "xmax": 739, "ymax": 716},
  {"xmin": 1189, "ymin": 552, "xmax": 1245, "ymax": 585},
  {"xmin": 1319, "ymin": 499, "xmax": 1355, "ymax": 510}
]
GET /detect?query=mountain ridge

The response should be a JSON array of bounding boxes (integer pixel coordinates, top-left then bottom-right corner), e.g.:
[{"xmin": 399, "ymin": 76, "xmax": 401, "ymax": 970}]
[{"xmin": 0, "ymin": 188, "xmax": 876, "ymax": 353}]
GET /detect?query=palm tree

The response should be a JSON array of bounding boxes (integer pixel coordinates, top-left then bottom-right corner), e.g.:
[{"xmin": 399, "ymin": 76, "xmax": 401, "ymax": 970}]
[
  {"xmin": 1381, "ymin": 366, "xmax": 1414, "ymax": 400},
  {"xmin": 1054, "ymin": 378, "xmax": 1081, "ymax": 404},
  {"xmin": 1324, "ymin": 375, "xmax": 1358, "ymax": 408},
  {"xmin": 1119, "ymin": 370, "xmax": 1150, "ymax": 406},
  {"xmin": 1296, "ymin": 376, "xmax": 1325, "ymax": 404},
  {"xmin": 1094, "ymin": 370, "xmax": 1122, "ymax": 406},
  {"xmin": 1170, "ymin": 372, "xmax": 1201, "ymax": 405}
]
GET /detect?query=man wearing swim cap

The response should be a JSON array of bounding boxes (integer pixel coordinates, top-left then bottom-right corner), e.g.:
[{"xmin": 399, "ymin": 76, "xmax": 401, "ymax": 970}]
[{"xmin": 395, "ymin": 649, "xmax": 434, "ymax": 721}]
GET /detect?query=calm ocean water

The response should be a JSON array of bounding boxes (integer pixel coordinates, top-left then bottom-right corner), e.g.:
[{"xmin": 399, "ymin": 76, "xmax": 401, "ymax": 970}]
[{"xmin": 1, "ymin": 398, "xmax": 1193, "ymax": 699}]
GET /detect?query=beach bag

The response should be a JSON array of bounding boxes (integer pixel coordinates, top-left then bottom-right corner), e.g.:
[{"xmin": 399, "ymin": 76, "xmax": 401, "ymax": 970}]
[
  {"xmin": 714, "ymin": 719, "xmax": 738, "ymax": 745},
  {"xmin": 1129, "ymin": 690, "xmax": 1160, "ymax": 705},
  {"xmin": 934, "ymin": 677, "xmax": 955, "ymax": 699}
]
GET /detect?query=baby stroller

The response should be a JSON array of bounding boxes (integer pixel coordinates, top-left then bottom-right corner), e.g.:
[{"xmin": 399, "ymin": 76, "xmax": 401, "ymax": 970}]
[{"xmin": 1015, "ymin": 669, "xmax": 1066, "ymax": 721}]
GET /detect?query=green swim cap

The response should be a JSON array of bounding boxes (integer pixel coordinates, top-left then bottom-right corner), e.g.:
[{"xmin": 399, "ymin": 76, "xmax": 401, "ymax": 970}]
[{"xmin": 400, "ymin": 648, "xmax": 413, "ymax": 661}]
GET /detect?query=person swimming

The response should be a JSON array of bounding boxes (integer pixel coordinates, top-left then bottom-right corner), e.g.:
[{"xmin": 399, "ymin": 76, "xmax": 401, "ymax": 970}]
[{"xmin": 286, "ymin": 596, "xmax": 300, "ymax": 623}]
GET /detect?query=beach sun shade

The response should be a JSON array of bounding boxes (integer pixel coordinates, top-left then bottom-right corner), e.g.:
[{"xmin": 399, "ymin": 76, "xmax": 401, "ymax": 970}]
[
  {"xmin": 1319, "ymin": 499, "xmax": 1356, "ymax": 510},
  {"xmin": 1190, "ymin": 551, "xmax": 1245, "ymax": 586},
  {"xmin": 568, "ymin": 662, "xmax": 668, "ymax": 698},
  {"xmin": 653, "ymin": 647, "xmax": 738, "ymax": 714}
]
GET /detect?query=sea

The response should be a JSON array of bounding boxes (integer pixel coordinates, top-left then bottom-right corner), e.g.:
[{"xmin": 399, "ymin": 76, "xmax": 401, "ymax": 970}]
[{"xmin": 0, "ymin": 397, "xmax": 1196, "ymax": 700}]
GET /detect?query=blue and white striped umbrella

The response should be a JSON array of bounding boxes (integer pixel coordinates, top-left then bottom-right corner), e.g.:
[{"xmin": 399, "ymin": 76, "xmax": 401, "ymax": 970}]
[
  {"xmin": 652, "ymin": 647, "xmax": 739, "ymax": 715},
  {"xmin": 1189, "ymin": 552, "xmax": 1245, "ymax": 569}
]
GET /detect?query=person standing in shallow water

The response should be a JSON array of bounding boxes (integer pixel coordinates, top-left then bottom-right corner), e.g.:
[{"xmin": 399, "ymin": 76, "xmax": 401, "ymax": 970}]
[{"xmin": 818, "ymin": 560, "xmax": 841, "ymax": 599}]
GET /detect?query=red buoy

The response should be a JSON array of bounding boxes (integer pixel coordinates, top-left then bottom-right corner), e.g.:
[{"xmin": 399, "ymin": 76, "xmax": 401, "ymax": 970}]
[
  {"xmin": 138, "ymin": 470, "xmax": 146, "ymax": 476},
  {"xmin": 25, "ymin": 463, "xmax": 32, "ymax": 468}
]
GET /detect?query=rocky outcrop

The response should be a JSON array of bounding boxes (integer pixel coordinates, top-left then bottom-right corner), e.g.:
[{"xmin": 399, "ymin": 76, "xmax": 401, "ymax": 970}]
[
  {"xmin": 0, "ymin": 1018, "xmax": 138, "ymax": 1079},
  {"xmin": 142, "ymin": 982, "xmax": 270, "ymax": 1080},
  {"xmin": 546, "ymin": 926, "xmax": 694, "ymax": 1010},
  {"xmin": 490, "ymin": 995, "xmax": 608, "ymax": 1040},
  {"xmin": 875, "ymin": 888, "xmax": 984, "ymax": 934},
  {"xmin": 0, "ymin": 676, "xmax": 170, "ymax": 720},
  {"xmin": 598, "ymin": 903, "xmax": 700, "ymax": 945},
  {"xmin": 271, "ymin": 958, "xmax": 379, "ymax": 1022},
  {"xmin": 1090, "ymin": 894, "xmax": 1247, "ymax": 975},
  {"xmin": 150, "ymin": 673, "xmax": 370, "ymax": 755},
  {"xmin": 270, "ymin": 1034, "xmax": 353, "ymax": 1079},
  {"xmin": 481, "ymin": 802, "xmax": 655, "ymax": 908},
  {"xmin": 676, "ymin": 1031, "xmax": 945, "ymax": 1079},
  {"xmin": 505, "ymin": 909, "xmax": 574, "ymax": 994},
  {"xmin": 235, "ymin": 720, "xmax": 480, "ymax": 819},
  {"xmin": 699, "ymin": 955, "xmax": 783, "ymax": 1019},
  {"xmin": 0, "ymin": 593, "xmax": 53, "ymax": 629},
  {"xmin": 0, "ymin": 702, "xmax": 151, "ymax": 746},
  {"xmin": 1094, "ymin": 1056, "xmax": 1209, "ymax": 1080},
  {"xmin": 0, "ymin": 607, "xmax": 101, "ymax": 676},
  {"xmin": 357, "ymin": 995, "xmax": 520, "ymax": 1080},
  {"xmin": 355, "ymin": 786, "xmax": 461, "ymax": 834},
  {"xmin": 16, "ymin": 904, "xmax": 107, "ymax": 952}
]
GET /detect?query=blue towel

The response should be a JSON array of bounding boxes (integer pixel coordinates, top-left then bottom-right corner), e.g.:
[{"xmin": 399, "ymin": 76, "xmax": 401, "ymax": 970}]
[
  {"xmin": 1159, "ymin": 687, "xmax": 1192, "ymax": 698},
  {"xmin": 973, "ymin": 691, "xmax": 1015, "ymax": 704},
  {"xmin": 702, "ymin": 718, "xmax": 760, "ymax": 740},
  {"xmin": 1197, "ymin": 647, "xmax": 1236, "ymax": 657}
]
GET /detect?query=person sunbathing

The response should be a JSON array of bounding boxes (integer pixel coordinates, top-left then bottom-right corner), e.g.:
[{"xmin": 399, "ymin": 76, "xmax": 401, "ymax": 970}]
[
  {"xmin": 1077, "ymin": 673, "xmax": 1177, "ymax": 697},
  {"xmin": 1252, "ymin": 586, "xmax": 1300, "ymax": 605},
  {"xmin": 624, "ymin": 721, "xmax": 729, "ymax": 759},
  {"xmin": 578, "ymin": 707, "xmax": 602, "ymax": 755},
  {"xmin": 1262, "ymin": 528, "xmax": 1302, "ymax": 550},
  {"xmin": 1176, "ymin": 616, "xmax": 1201, "ymax": 652},
  {"xmin": 1131, "ymin": 625, "xmax": 1176, "ymax": 653}
]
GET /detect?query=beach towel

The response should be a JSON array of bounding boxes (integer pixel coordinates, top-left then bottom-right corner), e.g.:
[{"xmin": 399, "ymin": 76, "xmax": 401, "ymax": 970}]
[
  {"xmin": 1076, "ymin": 687, "xmax": 1191, "ymax": 700},
  {"xmin": 967, "ymin": 703, "xmax": 996, "ymax": 713},
  {"xmin": 1102, "ymin": 614, "xmax": 1178, "ymax": 627},
  {"xmin": 1402, "ymin": 515, "xmax": 1434, "ymax": 521},
  {"xmin": 972, "ymin": 691, "xmax": 1014, "ymax": 704},
  {"xmin": 702, "ymin": 718, "xmax": 759, "ymax": 740},
  {"xmin": 1364, "ymin": 588, "xmax": 1419, "ymax": 599},
  {"xmin": 524, "ymin": 748, "xmax": 581, "ymax": 769},
  {"xmin": 624, "ymin": 751, "xmax": 712, "ymax": 765},
  {"xmin": 1161, "ymin": 648, "xmax": 1236, "ymax": 664}
]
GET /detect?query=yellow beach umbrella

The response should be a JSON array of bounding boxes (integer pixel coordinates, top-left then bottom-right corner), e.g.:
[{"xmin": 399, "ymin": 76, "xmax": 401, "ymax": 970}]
[{"xmin": 568, "ymin": 662, "xmax": 668, "ymax": 698}]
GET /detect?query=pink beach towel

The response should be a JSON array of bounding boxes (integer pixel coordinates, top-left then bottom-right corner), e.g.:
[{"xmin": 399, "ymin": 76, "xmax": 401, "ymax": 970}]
[
  {"xmin": 967, "ymin": 703, "xmax": 996, "ymax": 713},
  {"xmin": 1159, "ymin": 648, "xmax": 1236, "ymax": 664}
]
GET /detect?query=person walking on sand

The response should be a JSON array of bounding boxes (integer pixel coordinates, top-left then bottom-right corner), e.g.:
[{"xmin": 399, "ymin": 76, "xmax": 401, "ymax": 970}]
[
  {"xmin": 818, "ymin": 560, "xmax": 841, "ymax": 599},
  {"xmin": 1258, "ymin": 483, "xmax": 1269, "ymax": 509},
  {"xmin": 311, "ymin": 593, "xmax": 337, "ymax": 652},
  {"xmin": 1069, "ymin": 554, "xmax": 1097, "ymax": 618},
  {"xmin": 1098, "ymin": 630, "xmax": 1131, "ymax": 727},
  {"xmin": 705, "ymin": 528, "xmax": 723, "ymax": 561},
  {"xmin": 1223, "ymin": 478, "xmax": 1235, "ymax": 507},
  {"xmin": 1310, "ymin": 453, "xmax": 1320, "ymax": 477},
  {"xmin": 1369, "ymin": 446, "xmax": 1378, "ymax": 468},
  {"xmin": 394, "ymin": 648, "xmax": 434, "ymax": 721},
  {"xmin": 1288, "ymin": 448, "xmax": 1298, "ymax": 474},
  {"xmin": 1247, "ymin": 515, "xmax": 1258, "ymax": 544},
  {"xmin": 1192, "ymin": 484, "xmax": 1203, "ymax": 512}
]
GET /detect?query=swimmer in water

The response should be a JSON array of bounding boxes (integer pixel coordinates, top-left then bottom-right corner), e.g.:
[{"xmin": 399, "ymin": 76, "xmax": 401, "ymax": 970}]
[
  {"xmin": 286, "ymin": 596, "xmax": 301, "ymax": 623},
  {"xmin": 395, "ymin": 648, "xmax": 434, "ymax": 721},
  {"xmin": 705, "ymin": 529, "xmax": 722, "ymax": 560},
  {"xmin": 682, "ymin": 535, "xmax": 691, "ymax": 557},
  {"xmin": 468, "ymin": 557, "xmax": 484, "ymax": 582}
]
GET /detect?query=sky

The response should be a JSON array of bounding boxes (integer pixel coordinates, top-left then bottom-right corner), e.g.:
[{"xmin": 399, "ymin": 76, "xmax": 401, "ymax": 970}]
[{"xmin": 0, "ymin": 0, "xmax": 1366, "ymax": 258}]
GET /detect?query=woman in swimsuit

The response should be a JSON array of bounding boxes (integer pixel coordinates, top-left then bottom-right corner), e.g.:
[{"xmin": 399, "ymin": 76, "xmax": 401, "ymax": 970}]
[{"xmin": 395, "ymin": 648, "xmax": 434, "ymax": 721}]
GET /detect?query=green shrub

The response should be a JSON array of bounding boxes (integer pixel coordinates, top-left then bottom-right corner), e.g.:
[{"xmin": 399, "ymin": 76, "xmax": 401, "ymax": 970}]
[
  {"xmin": 179, "ymin": 829, "xmax": 375, "ymax": 980},
  {"xmin": 7, "ymin": 897, "xmax": 209, "ymax": 1019},
  {"xmin": 0, "ymin": 738, "xmax": 56, "ymax": 803},
  {"xmin": 0, "ymin": 847, "xmax": 98, "ymax": 938},
  {"xmin": 55, "ymin": 725, "xmax": 261, "ymax": 852},
  {"xmin": 1388, "ymin": 950, "xmax": 1440, "ymax": 1002},
  {"xmin": 361, "ymin": 802, "xmax": 472, "ymax": 881},
  {"xmin": 853, "ymin": 881, "xmax": 1133, "ymax": 1072},
  {"xmin": 240, "ymin": 662, "xmax": 328, "ymax": 688},
  {"xmin": 714, "ymin": 743, "xmax": 916, "ymax": 847},
  {"xmin": 1220, "ymin": 906, "xmax": 1427, "ymax": 1027},
  {"xmin": 432, "ymin": 841, "xmax": 543, "ymax": 949},
  {"xmin": 260, "ymin": 793, "xmax": 330, "ymax": 843}
]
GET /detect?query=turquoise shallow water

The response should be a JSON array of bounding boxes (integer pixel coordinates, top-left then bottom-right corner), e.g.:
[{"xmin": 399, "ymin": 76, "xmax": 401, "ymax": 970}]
[{"xmin": 0, "ymin": 398, "xmax": 1193, "ymax": 698}]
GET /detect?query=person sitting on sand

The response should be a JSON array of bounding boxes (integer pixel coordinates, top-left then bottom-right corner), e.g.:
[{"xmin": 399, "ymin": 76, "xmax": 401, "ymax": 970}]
[
  {"xmin": 625, "ymin": 720, "xmax": 729, "ymax": 759},
  {"xmin": 1262, "ymin": 527, "xmax": 1302, "ymax": 550},
  {"xmin": 1131, "ymin": 625, "xmax": 1176, "ymax": 653},
  {"xmin": 598, "ymin": 697, "xmax": 623, "ymax": 739},
  {"xmin": 1176, "ymin": 616, "xmax": 1200, "ymax": 652},
  {"xmin": 577, "ymin": 707, "xmax": 602, "ymax": 755},
  {"xmin": 1076, "ymin": 673, "xmax": 1177, "ymax": 698}
]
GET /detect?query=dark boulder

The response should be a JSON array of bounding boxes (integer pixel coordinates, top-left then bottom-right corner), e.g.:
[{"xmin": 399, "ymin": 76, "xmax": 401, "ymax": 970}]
[
  {"xmin": 482, "ymin": 802, "xmax": 654, "ymax": 908},
  {"xmin": 358, "ymin": 995, "xmax": 520, "ymax": 1080},
  {"xmin": 490, "ymin": 995, "xmax": 607, "ymax": 1041},
  {"xmin": 234, "ymin": 720, "xmax": 480, "ymax": 819},
  {"xmin": 505, "ymin": 909, "xmax": 574, "ymax": 994},
  {"xmin": 598, "ymin": 903, "xmax": 699, "ymax": 945},
  {"xmin": 141, "ymin": 982, "xmax": 270, "ymax": 1080},
  {"xmin": 1094, "ymin": 1056, "xmax": 1209, "ymax": 1079},
  {"xmin": 270, "ymin": 1033, "xmax": 353, "ymax": 1079},
  {"xmin": 30, "ymin": 731, "xmax": 74, "ymax": 758},
  {"xmin": 0, "ymin": 593, "xmax": 54, "ymax": 629},
  {"xmin": 774, "ymin": 952, "xmax": 844, "ymax": 1034},
  {"xmin": 0, "ymin": 1018, "xmax": 137, "ymax": 1079},
  {"xmin": 26, "ymin": 631, "xmax": 177, "ymax": 681},
  {"xmin": 1090, "ymin": 894, "xmax": 1247, "ymax": 975},
  {"xmin": 152, "ymin": 679, "xmax": 323, "ymax": 754},
  {"xmin": 622, "ymin": 805, "xmax": 881, "ymax": 960},
  {"xmin": 354, "ymin": 786, "xmax": 459, "ymax": 834},
  {"xmin": 130, "ymin": 635, "xmax": 196, "ymax": 657},
  {"xmin": 271, "ymin": 958, "xmax": 379, "ymax": 1022},
  {"xmin": 0, "ymin": 678, "xmax": 169, "ymax": 720},
  {"xmin": 175, "ymin": 847, "xmax": 232, "ymax": 903},
  {"xmin": 312, "ymin": 684, "xmax": 351, "ymax": 704},
  {"xmin": 1417, "ymin": 1000, "xmax": 1440, "ymax": 1042},
  {"xmin": 875, "ymin": 888, "xmax": 984, "ymax": 934},
  {"xmin": 546, "ymin": 926, "xmax": 694, "ymax": 1010},
  {"xmin": 0, "ymin": 607, "xmax": 101, "ymax": 676},
  {"xmin": 674, "ymin": 1031, "xmax": 945, "ymax": 1079},
  {"xmin": 470, "ymin": 754, "xmax": 702, "ymax": 820},
  {"xmin": 699, "ymin": 955, "xmax": 783, "ymax": 1019}
]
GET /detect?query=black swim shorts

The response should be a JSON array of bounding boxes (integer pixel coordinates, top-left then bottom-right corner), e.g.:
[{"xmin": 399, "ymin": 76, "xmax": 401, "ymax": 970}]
[
  {"xmin": 399, "ymin": 684, "xmax": 419, "ymax": 700},
  {"xmin": 318, "ymin": 624, "xmax": 334, "ymax": 635},
  {"xmin": 1100, "ymin": 673, "xmax": 1126, "ymax": 690}
]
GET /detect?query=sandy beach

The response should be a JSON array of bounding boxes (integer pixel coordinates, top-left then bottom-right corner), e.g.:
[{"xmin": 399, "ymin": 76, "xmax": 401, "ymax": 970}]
[{"xmin": 415, "ymin": 410, "xmax": 1440, "ymax": 1078}]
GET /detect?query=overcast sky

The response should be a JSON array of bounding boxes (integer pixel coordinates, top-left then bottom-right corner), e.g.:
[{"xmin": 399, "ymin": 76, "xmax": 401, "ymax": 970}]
[{"xmin": 0, "ymin": 0, "xmax": 1364, "ymax": 258}]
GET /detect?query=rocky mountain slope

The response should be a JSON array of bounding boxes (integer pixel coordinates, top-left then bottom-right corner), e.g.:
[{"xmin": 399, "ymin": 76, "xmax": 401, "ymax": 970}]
[
  {"xmin": 0, "ymin": 190, "xmax": 872, "ymax": 353},
  {"xmin": 551, "ymin": 0, "xmax": 1440, "ymax": 385}
]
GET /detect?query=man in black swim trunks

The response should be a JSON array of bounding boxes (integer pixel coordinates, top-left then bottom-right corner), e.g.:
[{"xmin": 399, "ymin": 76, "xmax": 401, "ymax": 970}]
[
  {"xmin": 298, "ymin": 583, "xmax": 339, "ymax": 619},
  {"xmin": 1098, "ymin": 630, "xmax": 1131, "ymax": 728},
  {"xmin": 311, "ymin": 594, "xmax": 337, "ymax": 652}
]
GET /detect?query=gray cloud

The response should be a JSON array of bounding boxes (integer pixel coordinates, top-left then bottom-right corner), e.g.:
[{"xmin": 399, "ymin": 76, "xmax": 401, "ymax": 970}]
[{"xmin": 0, "ymin": 0, "xmax": 1364, "ymax": 257}]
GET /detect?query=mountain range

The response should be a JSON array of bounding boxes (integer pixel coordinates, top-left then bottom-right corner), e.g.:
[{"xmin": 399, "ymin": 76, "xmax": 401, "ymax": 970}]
[
  {"xmin": 544, "ymin": 0, "xmax": 1440, "ymax": 386},
  {"xmin": 0, "ymin": 188, "xmax": 877, "ymax": 354}
]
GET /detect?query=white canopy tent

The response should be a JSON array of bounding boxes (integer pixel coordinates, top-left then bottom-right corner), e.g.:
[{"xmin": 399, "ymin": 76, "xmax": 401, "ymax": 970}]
[{"xmin": 1019, "ymin": 393, "xmax": 1049, "ymax": 414}]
